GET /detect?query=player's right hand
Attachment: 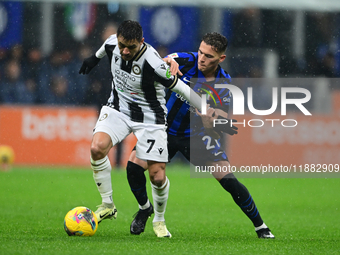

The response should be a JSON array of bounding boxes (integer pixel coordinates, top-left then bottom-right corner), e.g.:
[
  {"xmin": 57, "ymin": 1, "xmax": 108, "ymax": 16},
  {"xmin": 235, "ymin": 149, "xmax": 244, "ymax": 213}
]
[
  {"xmin": 79, "ymin": 54, "xmax": 101, "ymax": 74},
  {"xmin": 163, "ymin": 57, "xmax": 183, "ymax": 76}
]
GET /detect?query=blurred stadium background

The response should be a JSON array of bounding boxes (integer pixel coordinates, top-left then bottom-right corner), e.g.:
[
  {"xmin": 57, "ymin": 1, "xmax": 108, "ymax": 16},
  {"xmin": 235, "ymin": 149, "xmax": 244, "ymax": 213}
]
[{"xmin": 0, "ymin": 0, "xmax": 340, "ymax": 168}]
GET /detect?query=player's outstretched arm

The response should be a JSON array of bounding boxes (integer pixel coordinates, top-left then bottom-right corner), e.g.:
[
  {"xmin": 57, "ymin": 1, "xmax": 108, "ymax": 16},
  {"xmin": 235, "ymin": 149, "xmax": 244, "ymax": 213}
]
[
  {"xmin": 169, "ymin": 79, "xmax": 202, "ymax": 111},
  {"xmin": 79, "ymin": 54, "xmax": 101, "ymax": 75}
]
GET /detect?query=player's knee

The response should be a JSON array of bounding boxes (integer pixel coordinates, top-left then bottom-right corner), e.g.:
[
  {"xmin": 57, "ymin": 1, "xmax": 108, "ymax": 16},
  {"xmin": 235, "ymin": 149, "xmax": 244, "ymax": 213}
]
[
  {"xmin": 148, "ymin": 161, "xmax": 166, "ymax": 187},
  {"xmin": 150, "ymin": 175, "xmax": 165, "ymax": 187},
  {"xmin": 151, "ymin": 178, "xmax": 163, "ymax": 188},
  {"xmin": 91, "ymin": 142, "xmax": 107, "ymax": 160}
]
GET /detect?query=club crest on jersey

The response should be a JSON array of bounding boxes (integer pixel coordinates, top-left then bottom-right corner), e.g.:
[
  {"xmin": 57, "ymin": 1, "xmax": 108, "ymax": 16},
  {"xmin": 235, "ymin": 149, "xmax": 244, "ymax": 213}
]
[
  {"xmin": 132, "ymin": 64, "xmax": 141, "ymax": 75},
  {"xmin": 99, "ymin": 113, "xmax": 108, "ymax": 121}
]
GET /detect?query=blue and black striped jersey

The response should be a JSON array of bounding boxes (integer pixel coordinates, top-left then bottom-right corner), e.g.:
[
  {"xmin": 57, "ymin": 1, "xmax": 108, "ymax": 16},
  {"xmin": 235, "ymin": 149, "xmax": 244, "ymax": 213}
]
[{"xmin": 165, "ymin": 52, "xmax": 231, "ymax": 137}]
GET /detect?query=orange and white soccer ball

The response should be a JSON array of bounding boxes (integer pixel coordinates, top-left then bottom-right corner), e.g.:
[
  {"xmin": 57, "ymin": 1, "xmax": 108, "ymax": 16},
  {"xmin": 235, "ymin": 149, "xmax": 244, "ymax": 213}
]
[{"xmin": 64, "ymin": 206, "xmax": 98, "ymax": 236}]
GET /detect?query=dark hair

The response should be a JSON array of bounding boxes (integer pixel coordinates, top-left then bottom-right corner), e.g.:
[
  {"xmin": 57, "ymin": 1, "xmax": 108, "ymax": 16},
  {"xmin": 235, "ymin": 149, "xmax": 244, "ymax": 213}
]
[
  {"xmin": 202, "ymin": 32, "xmax": 228, "ymax": 54},
  {"xmin": 117, "ymin": 20, "xmax": 143, "ymax": 42}
]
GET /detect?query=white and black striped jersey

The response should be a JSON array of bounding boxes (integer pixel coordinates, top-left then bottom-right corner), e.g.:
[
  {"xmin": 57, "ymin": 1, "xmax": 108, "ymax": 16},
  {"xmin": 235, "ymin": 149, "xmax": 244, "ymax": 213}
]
[{"xmin": 95, "ymin": 34, "xmax": 179, "ymax": 125}]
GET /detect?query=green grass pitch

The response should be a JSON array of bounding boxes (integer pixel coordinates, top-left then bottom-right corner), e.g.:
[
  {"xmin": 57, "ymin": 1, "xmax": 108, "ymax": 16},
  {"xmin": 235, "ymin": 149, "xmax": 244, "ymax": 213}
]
[{"xmin": 1, "ymin": 164, "xmax": 339, "ymax": 255}]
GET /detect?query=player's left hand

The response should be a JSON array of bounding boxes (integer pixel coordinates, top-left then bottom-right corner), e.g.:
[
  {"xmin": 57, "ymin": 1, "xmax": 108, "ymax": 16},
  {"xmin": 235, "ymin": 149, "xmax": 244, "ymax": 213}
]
[
  {"xmin": 163, "ymin": 57, "xmax": 183, "ymax": 76},
  {"xmin": 79, "ymin": 54, "xmax": 100, "ymax": 75}
]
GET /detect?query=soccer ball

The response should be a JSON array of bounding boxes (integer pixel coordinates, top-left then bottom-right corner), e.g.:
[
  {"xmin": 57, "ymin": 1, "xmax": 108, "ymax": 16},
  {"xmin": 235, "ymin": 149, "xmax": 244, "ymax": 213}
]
[
  {"xmin": 0, "ymin": 145, "xmax": 15, "ymax": 165},
  {"xmin": 64, "ymin": 206, "xmax": 98, "ymax": 236},
  {"xmin": 0, "ymin": 145, "xmax": 15, "ymax": 171}
]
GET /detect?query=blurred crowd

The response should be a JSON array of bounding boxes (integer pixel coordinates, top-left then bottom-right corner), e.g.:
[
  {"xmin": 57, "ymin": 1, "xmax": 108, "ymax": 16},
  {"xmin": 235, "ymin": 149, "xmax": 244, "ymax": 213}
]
[
  {"xmin": 0, "ymin": 7, "xmax": 339, "ymax": 107},
  {"xmin": 0, "ymin": 22, "xmax": 119, "ymax": 109},
  {"xmin": 228, "ymin": 9, "xmax": 340, "ymax": 78}
]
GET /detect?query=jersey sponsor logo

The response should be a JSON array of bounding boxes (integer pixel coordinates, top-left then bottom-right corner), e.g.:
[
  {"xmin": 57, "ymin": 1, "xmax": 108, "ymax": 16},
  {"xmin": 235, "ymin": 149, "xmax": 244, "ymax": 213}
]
[
  {"xmin": 175, "ymin": 93, "xmax": 196, "ymax": 113},
  {"xmin": 114, "ymin": 69, "xmax": 136, "ymax": 81},
  {"xmin": 132, "ymin": 64, "xmax": 141, "ymax": 75},
  {"xmin": 115, "ymin": 56, "xmax": 119, "ymax": 63},
  {"xmin": 114, "ymin": 69, "xmax": 136, "ymax": 92},
  {"xmin": 99, "ymin": 113, "xmax": 108, "ymax": 121},
  {"xmin": 223, "ymin": 96, "xmax": 230, "ymax": 103}
]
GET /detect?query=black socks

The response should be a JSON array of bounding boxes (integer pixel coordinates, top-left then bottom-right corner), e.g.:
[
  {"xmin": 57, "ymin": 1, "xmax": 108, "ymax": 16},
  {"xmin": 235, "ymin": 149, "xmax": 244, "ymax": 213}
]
[
  {"xmin": 219, "ymin": 173, "xmax": 264, "ymax": 227},
  {"xmin": 126, "ymin": 161, "xmax": 148, "ymax": 206}
]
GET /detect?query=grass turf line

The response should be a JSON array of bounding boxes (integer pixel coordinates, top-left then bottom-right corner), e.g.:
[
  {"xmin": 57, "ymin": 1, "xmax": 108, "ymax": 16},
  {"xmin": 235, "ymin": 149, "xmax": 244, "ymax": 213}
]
[{"xmin": 0, "ymin": 165, "xmax": 339, "ymax": 255}]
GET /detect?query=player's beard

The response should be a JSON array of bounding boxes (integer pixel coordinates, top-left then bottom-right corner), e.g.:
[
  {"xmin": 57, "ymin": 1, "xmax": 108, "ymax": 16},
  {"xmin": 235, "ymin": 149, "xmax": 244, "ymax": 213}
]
[
  {"xmin": 198, "ymin": 62, "xmax": 208, "ymax": 72},
  {"xmin": 121, "ymin": 54, "xmax": 132, "ymax": 61},
  {"xmin": 198, "ymin": 60, "xmax": 219, "ymax": 74}
]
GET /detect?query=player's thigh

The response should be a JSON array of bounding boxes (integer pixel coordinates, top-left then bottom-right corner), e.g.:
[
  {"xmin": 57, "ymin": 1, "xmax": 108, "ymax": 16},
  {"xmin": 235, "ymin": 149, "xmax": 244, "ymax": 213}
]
[
  {"xmin": 167, "ymin": 134, "xmax": 181, "ymax": 161},
  {"xmin": 133, "ymin": 124, "xmax": 168, "ymax": 163},
  {"xmin": 93, "ymin": 106, "xmax": 131, "ymax": 146},
  {"xmin": 167, "ymin": 134, "xmax": 190, "ymax": 162},
  {"xmin": 178, "ymin": 136, "xmax": 191, "ymax": 161}
]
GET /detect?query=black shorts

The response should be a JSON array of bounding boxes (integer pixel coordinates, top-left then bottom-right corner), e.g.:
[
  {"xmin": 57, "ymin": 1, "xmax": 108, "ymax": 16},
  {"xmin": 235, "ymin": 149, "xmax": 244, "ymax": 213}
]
[{"xmin": 168, "ymin": 133, "xmax": 229, "ymax": 165}]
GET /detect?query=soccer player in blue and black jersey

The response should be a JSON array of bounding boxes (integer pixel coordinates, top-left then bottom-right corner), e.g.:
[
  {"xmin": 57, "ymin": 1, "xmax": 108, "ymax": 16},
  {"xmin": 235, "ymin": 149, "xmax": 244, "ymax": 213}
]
[{"xmin": 127, "ymin": 32, "xmax": 274, "ymax": 239}]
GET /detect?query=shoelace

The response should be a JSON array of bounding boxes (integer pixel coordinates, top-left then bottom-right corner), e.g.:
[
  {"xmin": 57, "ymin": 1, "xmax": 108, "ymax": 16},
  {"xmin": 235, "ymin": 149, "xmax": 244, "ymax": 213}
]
[{"xmin": 96, "ymin": 204, "xmax": 103, "ymax": 208}]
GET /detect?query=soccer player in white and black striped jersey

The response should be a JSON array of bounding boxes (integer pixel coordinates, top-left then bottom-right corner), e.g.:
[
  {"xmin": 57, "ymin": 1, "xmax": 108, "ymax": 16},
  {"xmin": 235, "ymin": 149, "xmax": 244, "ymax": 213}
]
[{"xmin": 79, "ymin": 20, "xmax": 202, "ymax": 225}]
